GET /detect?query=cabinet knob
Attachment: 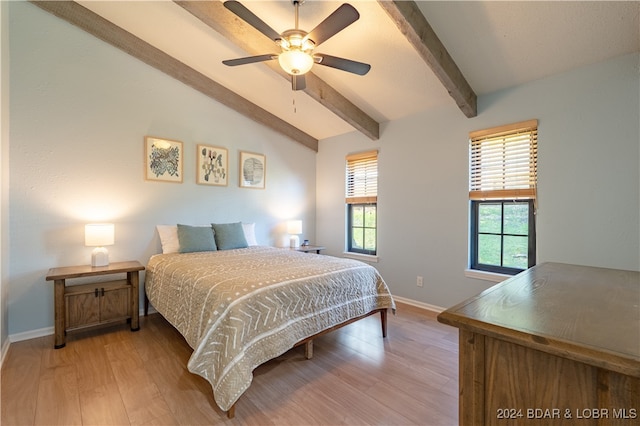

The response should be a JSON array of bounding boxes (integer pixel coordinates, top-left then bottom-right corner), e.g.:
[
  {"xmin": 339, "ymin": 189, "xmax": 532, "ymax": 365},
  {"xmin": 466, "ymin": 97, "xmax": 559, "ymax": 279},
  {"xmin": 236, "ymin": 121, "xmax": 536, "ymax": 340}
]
[{"xmin": 95, "ymin": 288, "xmax": 99, "ymax": 297}]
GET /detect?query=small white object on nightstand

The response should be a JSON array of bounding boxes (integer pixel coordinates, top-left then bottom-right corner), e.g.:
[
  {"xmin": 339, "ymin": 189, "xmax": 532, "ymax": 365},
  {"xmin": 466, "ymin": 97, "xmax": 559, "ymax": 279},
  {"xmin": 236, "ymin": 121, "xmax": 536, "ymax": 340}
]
[
  {"xmin": 287, "ymin": 220, "xmax": 302, "ymax": 248},
  {"xmin": 85, "ymin": 223, "xmax": 114, "ymax": 267}
]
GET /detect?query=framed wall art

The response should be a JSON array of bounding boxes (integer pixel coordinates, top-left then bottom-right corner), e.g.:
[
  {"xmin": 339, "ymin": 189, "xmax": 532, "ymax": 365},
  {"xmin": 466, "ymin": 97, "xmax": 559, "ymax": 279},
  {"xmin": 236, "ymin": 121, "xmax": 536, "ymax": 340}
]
[
  {"xmin": 239, "ymin": 151, "xmax": 266, "ymax": 189},
  {"xmin": 144, "ymin": 136, "xmax": 183, "ymax": 183},
  {"xmin": 197, "ymin": 144, "xmax": 228, "ymax": 186}
]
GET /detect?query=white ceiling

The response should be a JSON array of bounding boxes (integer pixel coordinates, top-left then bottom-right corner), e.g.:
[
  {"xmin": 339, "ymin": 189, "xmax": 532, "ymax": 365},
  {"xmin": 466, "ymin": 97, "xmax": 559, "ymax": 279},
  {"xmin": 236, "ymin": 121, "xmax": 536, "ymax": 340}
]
[{"xmin": 76, "ymin": 1, "xmax": 640, "ymax": 141}]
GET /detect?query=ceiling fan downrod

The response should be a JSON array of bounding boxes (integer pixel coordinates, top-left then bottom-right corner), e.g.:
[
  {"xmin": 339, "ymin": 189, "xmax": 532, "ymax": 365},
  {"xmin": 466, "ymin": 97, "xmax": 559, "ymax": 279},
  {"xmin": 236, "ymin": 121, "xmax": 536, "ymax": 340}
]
[{"xmin": 292, "ymin": 0, "xmax": 303, "ymax": 30}]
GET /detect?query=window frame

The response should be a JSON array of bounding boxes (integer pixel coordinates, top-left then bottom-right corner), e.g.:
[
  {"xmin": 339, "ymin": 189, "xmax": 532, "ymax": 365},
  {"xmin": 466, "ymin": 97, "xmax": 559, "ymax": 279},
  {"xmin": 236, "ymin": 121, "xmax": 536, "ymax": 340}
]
[
  {"xmin": 345, "ymin": 150, "xmax": 378, "ymax": 256},
  {"xmin": 470, "ymin": 199, "xmax": 536, "ymax": 275},
  {"xmin": 347, "ymin": 202, "xmax": 377, "ymax": 256}
]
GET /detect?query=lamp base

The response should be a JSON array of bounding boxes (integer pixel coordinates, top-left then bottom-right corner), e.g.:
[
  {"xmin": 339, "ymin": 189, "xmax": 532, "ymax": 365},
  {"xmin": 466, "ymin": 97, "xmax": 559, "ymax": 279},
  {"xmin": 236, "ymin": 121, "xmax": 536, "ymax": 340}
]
[
  {"xmin": 290, "ymin": 235, "xmax": 300, "ymax": 248},
  {"xmin": 91, "ymin": 247, "xmax": 109, "ymax": 267}
]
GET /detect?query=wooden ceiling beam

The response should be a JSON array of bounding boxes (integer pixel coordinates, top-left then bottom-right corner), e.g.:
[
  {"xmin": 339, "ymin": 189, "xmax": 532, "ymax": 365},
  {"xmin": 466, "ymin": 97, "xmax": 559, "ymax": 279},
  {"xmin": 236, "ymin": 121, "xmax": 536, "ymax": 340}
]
[
  {"xmin": 175, "ymin": 0, "xmax": 380, "ymax": 140},
  {"xmin": 30, "ymin": 1, "xmax": 319, "ymax": 151},
  {"xmin": 378, "ymin": 1, "xmax": 477, "ymax": 118}
]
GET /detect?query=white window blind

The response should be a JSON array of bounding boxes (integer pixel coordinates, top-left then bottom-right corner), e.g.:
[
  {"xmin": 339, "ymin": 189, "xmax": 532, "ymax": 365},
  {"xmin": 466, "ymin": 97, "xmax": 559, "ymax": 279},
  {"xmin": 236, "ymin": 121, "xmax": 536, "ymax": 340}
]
[
  {"xmin": 469, "ymin": 119, "xmax": 538, "ymax": 200},
  {"xmin": 346, "ymin": 150, "xmax": 378, "ymax": 204}
]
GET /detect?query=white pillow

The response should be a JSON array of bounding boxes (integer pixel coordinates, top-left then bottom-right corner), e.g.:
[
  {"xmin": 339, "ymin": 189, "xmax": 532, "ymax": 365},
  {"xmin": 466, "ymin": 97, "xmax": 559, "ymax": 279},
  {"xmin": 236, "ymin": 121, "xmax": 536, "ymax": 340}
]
[
  {"xmin": 156, "ymin": 225, "xmax": 179, "ymax": 254},
  {"xmin": 242, "ymin": 222, "xmax": 258, "ymax": 246}
]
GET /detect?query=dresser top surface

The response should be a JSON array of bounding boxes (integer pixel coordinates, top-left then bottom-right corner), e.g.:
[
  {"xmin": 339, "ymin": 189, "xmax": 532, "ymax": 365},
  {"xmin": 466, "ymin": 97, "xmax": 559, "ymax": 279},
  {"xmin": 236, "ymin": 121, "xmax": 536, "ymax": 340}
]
[{"xmin": 438, "ymin": 262, "xmax": 640, "ymax": 364}]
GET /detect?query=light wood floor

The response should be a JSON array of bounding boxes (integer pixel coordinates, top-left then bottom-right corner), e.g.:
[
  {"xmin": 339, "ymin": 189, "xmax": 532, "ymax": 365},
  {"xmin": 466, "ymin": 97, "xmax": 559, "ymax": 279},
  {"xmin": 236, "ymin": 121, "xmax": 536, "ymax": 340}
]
[{"xmin": 1, "ymin": 302, "xmax": 459, "ymax": 425}]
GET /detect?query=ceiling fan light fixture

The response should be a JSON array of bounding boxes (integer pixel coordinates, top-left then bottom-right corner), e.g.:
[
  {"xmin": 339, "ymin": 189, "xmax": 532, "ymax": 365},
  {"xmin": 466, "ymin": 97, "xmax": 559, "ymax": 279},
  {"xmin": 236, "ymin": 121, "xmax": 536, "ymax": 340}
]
[
  {"xmin": 278, "ymin": 49, "xmax": 314, "ymax": 75},
  {"xmin": 222, "ymin": 0, "xmax": 371, "ymax": 85}
]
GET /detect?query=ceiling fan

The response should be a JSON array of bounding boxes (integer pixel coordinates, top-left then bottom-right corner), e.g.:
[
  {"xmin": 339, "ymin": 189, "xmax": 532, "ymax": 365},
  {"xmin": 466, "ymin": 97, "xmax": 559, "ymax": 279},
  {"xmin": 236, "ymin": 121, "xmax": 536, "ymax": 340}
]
[{"xmin": 222, "ymin": 0, "xmax": 371, "ymax": 91}]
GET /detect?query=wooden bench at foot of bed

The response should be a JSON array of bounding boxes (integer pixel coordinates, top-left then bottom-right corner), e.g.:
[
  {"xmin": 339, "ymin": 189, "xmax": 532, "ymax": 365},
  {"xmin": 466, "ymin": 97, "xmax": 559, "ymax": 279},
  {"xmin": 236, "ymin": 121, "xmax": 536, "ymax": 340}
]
[{"xmin": 226, "ymin": 307, "xmax": 389, "ymax": 419}]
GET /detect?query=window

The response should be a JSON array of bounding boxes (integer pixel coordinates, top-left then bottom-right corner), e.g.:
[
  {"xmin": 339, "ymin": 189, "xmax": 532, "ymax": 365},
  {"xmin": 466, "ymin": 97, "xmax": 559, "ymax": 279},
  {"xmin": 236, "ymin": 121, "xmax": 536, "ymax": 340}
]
[
  {"xmin": 469, "ymin": 120, "xmax": 537, "ymax": 274},
  {"xmin": 346, "ymin": 150, "xmax": 378, "ymax": 255},
  {"xmin": 471, "ymin": 200, "xmax": 536, "ymax": 274}
]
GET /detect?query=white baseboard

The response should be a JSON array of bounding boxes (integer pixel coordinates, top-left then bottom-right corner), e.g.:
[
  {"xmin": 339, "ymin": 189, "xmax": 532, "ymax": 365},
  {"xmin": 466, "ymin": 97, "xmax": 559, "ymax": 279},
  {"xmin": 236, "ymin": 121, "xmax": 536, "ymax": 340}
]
[
  {"xmin": 392, "ymin": 295, "xmax": 445, "ymax": 314},
  {"xmin": 1, "ymin": 337, "xmax": 10, "ymax": 367},
  {"xmin": 9, "ymin": 325, "xmax": 54, "ymax": 343},
  {"xmin": 8, "ymin": 307, "xmax": 157, "ymax": 345}
]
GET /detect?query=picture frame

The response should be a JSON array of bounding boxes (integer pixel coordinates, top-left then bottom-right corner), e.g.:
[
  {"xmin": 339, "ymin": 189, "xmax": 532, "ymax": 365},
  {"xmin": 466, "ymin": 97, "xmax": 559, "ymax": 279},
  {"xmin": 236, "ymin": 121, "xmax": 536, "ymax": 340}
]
[
  {"xmin": 144, "ymin": 136, "xmax": 183, "ymax": 183},
  {"xmin": 239, "ymin": 151, "xmax": 266, "ymax": 189},
  {"xmin": 197, "ymin": 144, "xmax": 228, "ymax": 186}
]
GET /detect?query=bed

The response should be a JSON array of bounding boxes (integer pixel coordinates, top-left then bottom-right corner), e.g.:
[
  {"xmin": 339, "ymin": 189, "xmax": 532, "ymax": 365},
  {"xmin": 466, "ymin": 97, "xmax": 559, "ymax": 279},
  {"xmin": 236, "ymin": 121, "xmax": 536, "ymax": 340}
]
[{"xmin": 144, "ymin": 243, "xmax": 395, "ymax": 417}]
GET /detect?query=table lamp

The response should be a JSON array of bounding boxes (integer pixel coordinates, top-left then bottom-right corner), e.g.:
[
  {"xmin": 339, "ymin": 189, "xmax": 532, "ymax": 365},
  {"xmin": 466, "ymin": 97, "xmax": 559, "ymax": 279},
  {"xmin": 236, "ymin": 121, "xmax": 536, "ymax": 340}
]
[
  {"xmin": 85, "ymin": 223, "xmax": 114, "ymax": 267},
  {"xmin": 287, "ymin": 220, "xmax": 302, "ymax": 248}
]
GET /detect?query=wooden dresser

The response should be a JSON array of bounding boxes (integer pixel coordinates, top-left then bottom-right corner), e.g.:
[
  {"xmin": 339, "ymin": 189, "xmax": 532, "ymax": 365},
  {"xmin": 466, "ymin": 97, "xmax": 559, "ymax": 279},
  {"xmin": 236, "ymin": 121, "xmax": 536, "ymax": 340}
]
[{"xmin": 437, "ymin": 262, "xmax": 639, "ymax": 425}]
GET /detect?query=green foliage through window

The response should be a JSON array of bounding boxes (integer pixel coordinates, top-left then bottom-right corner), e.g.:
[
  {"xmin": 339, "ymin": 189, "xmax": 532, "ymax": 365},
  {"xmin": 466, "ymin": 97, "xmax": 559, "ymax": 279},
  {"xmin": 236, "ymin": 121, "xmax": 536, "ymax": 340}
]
[
  {"xmin": 349, "ymin": 204, "xmax": 377, "ymax": 255},
  {"xmin": 471, "ymin": 200, "xmax": 535, "ymax": 274}
]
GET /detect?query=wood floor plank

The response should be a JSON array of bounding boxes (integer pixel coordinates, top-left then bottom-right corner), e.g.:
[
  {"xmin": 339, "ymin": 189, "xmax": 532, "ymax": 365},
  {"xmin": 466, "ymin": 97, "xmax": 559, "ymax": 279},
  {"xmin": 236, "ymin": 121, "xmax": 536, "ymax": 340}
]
[
  {"xmin": 72, "ymin": 334, "xmax": 131, "ymax": 425},
  {"xmin": 34, "ymin": 365, "xmax": 82, "ymax": 425},
  {"xmin": 243, "ymin": 361, "xmax": 331, "ymax": 425},
  {"xmin": 1, "ymin": 302, "xmax": 459, "ymax": 425},
  {"xmin": 365, "ymin": 377, "xmax": 457, "ymax": 425},
  {"xmin": 309, "ymin": 332, "xmax": 455, "ymax": 424},
  {"xmin": 41, "ymin": 339, "xmax": 80, "ymax": 369},
  {"xmin": 142, "ymin": 353, "xmax": 222, "ymax": 425},
  {"xmin": 78, "ymin": 384, "xmax": 131, "ymax": 426},
  {"xmin": 104, "ymin": 339, "xmax": 178, "ymax": 425},
  {"xmin": 130, "ymin": 314, "xmax": 192, "ymax": 365},
  {"xmin": 288, "ymin": 356, "xmax": 416, "ymax": 425},
  {"xmin": 126, "ymin": 316, "xmax": 225, "ymax": 424},
  {"xmin": 1, "ymin": 337, "xmax": 46, "ymax": 426}
]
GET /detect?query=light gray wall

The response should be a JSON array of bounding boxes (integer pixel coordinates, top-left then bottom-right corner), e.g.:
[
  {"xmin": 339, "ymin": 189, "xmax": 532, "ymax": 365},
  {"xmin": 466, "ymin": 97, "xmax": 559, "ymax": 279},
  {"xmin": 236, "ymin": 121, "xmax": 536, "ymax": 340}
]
[
  {"xmin": 317, "ymin": 53, "xmax": 640, "ymax": 309},
  {"xmin": 7, "ymin": 2, "xmax": 317, "ymax": 336},
  {"xmin": 1, "ymin": 0, "xmax": 10, "ymax": 359}
]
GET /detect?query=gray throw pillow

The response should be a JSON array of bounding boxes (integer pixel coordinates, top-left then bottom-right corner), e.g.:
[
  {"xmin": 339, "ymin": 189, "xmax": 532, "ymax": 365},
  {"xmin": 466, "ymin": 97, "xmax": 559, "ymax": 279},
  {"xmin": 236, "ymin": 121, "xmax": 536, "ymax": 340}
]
[
  {"xmin": 211, "ymin": 222, "xmax": 248, "ymax": 250},
  {"xmin": 177, "ymin": 224, "xmax": 217, "ymax": 253}
]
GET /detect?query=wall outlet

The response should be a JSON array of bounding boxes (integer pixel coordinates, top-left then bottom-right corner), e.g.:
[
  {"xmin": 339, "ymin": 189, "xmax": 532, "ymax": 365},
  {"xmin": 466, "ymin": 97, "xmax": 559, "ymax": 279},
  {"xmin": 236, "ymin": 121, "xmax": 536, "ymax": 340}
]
[{"xmin": 417, "ymin": 276, "xmax": 424, "ymax": 287}]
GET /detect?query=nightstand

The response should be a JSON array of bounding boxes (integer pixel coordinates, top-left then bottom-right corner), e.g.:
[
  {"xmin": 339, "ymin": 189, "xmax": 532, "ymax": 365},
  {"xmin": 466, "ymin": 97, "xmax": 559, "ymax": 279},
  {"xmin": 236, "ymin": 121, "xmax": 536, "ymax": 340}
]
[
  {"xmin": 45, "ymin": 261, "xmax": 145, "ymax": 349},
  {"xmin": 292, "ymin": 245, "xmax": 325, "ymax": 254}
]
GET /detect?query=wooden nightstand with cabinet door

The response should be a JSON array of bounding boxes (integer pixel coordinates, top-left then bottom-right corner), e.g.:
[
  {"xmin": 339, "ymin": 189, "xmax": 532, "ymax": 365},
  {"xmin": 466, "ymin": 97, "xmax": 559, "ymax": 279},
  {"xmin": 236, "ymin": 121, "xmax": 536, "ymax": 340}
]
[{"xmin": 45, "ymin": 260, "xmax": 145, "ymax": 348}]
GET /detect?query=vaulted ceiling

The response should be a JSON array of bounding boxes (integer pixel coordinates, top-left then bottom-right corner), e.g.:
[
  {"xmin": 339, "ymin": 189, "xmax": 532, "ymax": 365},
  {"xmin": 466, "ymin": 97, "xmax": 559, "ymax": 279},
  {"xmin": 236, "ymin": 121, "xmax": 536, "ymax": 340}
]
[{"xmin": 32, "ymin": 1, "xmax": 640, "ymax": 151}]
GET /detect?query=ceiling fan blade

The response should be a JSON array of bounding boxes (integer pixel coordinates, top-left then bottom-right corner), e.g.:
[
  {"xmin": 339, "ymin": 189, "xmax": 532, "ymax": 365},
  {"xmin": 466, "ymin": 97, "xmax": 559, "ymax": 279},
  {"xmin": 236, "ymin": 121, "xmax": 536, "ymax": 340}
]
[
  {"xmin": 292, "ymin": 75, "xmax": 306, "ymax": 91},
  {"xmin": 315, "ymin": 54, "xmax": 371, "ymax": 76},
  {"xmin": 222, "ymin": 54, "xmax": 277, "ymax": 66},
  {"xmin": 305, "ymin": 3, "xmax": 360, "ymax": 47},
  {"xmin": 224, "ymin": 1, "xmax": 281, "ymax": 41}
]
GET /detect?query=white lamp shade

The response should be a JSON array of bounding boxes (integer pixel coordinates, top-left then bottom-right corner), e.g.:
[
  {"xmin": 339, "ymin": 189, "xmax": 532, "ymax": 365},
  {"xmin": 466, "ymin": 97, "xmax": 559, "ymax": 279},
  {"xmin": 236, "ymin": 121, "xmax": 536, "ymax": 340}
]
[
  {"xmin": 85, "ymin": 223, "xmax": 115, "ymax": 247},
  {"xmin": 287, "ymin": 220, "xmax": 302, "ymax": 235}
]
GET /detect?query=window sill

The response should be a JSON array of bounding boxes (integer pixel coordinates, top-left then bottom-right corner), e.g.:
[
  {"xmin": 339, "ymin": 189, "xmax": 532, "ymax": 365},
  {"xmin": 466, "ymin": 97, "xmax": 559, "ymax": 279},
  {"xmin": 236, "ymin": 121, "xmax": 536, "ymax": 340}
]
[
  {"xmin": 343, "ymin": 252, "xmax": 378, "ymax": 263},
  {"xmin": 464, "ymin": 268, "xmax": 511, "ymax": 283}
]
